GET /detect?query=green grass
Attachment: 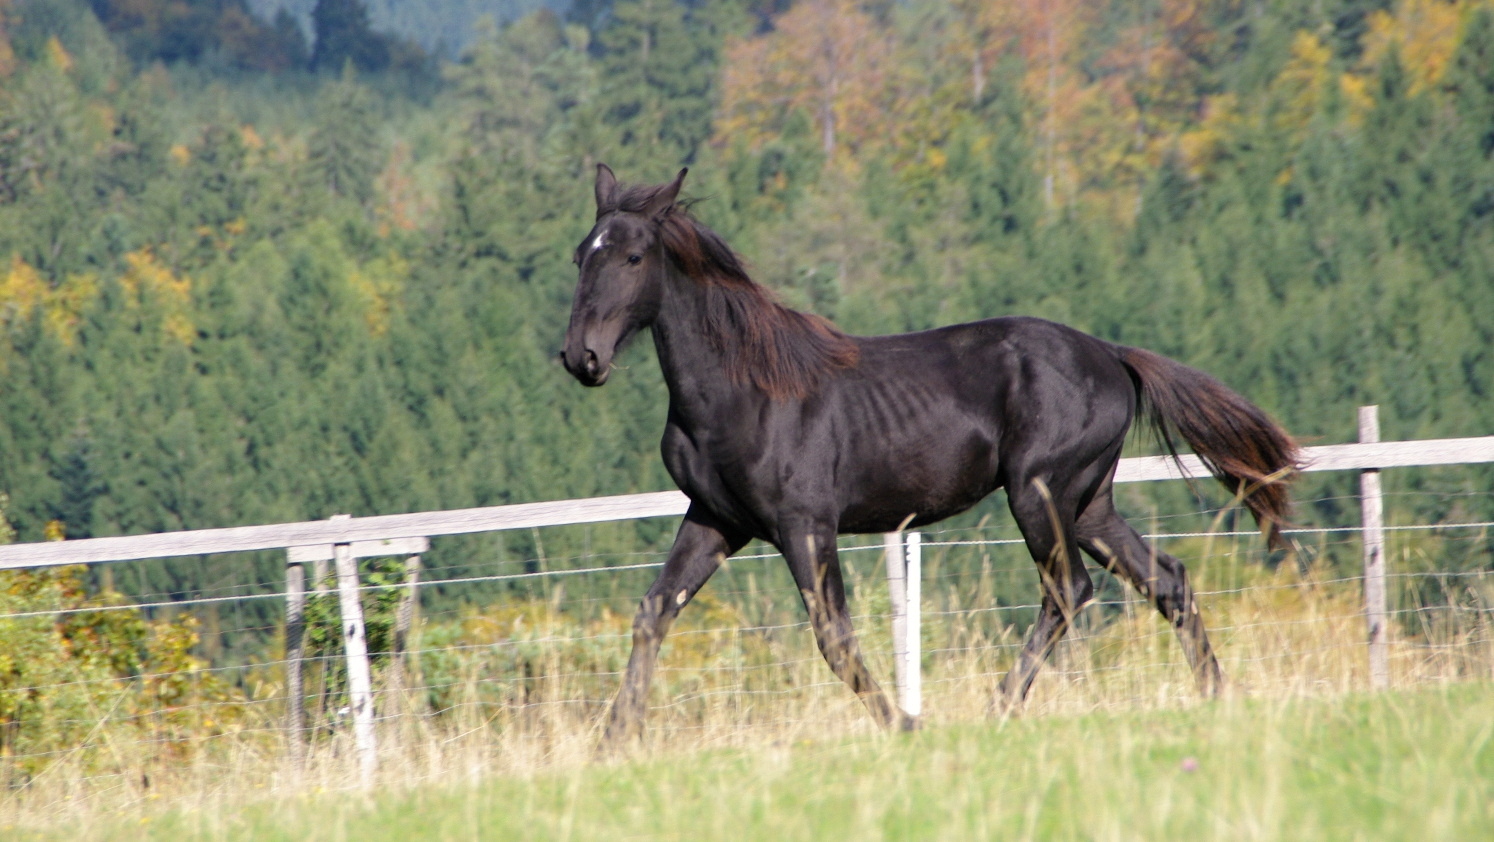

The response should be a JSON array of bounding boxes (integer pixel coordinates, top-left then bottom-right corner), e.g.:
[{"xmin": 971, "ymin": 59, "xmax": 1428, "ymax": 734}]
[{"xmin": 73, "ymin": 682, "xmax": 1494, "ymax": 841}]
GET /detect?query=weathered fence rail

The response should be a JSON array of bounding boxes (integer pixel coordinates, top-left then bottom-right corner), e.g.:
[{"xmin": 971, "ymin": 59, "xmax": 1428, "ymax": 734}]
[
  {"xmin": 3, "ymin": 426, "xmax": 1490, "ymax": 573},
  {"xmin": 1, "ymin": 406, "xmax": 1491, "ymax": 782}
]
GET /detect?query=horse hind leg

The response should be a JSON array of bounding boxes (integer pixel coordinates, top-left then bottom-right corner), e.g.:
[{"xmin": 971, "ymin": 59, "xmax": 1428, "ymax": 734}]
[
  {"xmin": 996, "ymin": 478, "xmax": 1095, "ymax": 713},
  {"xmin": 1076, "ymin": 499, "xmax": 1224, "ymax": 697},
  {"xmin": 783, "ymin": 528, "xmax": 916, "ymax": 732}
]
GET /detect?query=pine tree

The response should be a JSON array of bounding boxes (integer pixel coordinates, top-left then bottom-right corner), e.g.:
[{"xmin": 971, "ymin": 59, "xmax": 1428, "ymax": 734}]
[
  {"xmin": 311, "ymin": 0, "xmax": 388, "ymax": 72},
  {"xmin": 307, "ymin": 66, "xmax": 384, "ymax": 207},
  {"xmin": 1444, "ymin": 5, "xmax": 1494, "ymax": 218},
  {"xmin": 596, "ymin": 0, "xmax": 748, "ymax": 162},
  {"xmin": 49, "ymin": 427, "xmax": 104, "ymax": 539}
]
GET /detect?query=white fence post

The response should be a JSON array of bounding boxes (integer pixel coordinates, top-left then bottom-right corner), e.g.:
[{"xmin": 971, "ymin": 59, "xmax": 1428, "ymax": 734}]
[
  {"xmin": 904, "ymin": 532, "xmax": 922, "ymax": 718},
  {"xmin": 330, "ymin": 514, "xmax": 379, "ymax": 784},
  {"xmin": 2, "ymin": 428, "xmax": 1491, "ymax": 754},
  {"xmin": 1359, "ymin": 406, "xmax": 1390, "ymax": 690},
  {"xmin": 884, "ymin": 530, "xmax": 922, "ymax": 719}
]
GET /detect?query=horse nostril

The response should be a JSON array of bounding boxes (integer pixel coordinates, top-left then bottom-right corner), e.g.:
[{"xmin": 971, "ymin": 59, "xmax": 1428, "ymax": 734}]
[{"xmin": 583, "ymin": 349, "xmax": 600, "ymax": 377}]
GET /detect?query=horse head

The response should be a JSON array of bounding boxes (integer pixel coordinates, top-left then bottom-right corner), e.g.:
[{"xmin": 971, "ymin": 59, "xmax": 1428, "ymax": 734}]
[{"xmin": 561, "ymin": 164, "xmax": 686, "ymax": 387}]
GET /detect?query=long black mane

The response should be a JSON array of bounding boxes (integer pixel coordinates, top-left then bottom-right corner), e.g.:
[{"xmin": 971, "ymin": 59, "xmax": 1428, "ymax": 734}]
[{"xmin": 612, "ymin": 183, "xmax": 859, "ymax": 399}]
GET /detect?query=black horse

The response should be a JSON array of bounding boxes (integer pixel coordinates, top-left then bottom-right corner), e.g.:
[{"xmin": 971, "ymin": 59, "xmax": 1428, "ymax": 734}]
[{"xmin": 562, "ymin": 165, "xmax": 1299, "ymax": 744}]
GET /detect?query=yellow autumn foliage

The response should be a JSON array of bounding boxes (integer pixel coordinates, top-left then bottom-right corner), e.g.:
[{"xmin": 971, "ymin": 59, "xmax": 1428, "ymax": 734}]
[
  {"xmin": 43, "ymin": 35, "xmax": 71, "ymax": 73},
  {"xmin": 1271, "ymin": 31, "xmax": 1334, "ymax": 141},
  {"xmin": 239, "ymin": 124, "xmax": 264, "ymax": 151},
  {"xmin": 1178, "ymin": 93, "xmax": 1241, "ymax": 177},
  {"xmin": 0, "ymin": 256, "xmax": 98, "ymax": 346},
  {"xmin": 348, "ymin": 253, "xmax": 409, "ymax": 337},
  {"xmin": 0, "ymin": 2, "xmax": 15, "ymax": 80},
  {"xmin": 1, "ymin": 251, "xmax": 197, "ymax": 348},
  {"xmin": 119, "ymin": 248, "xmax": 195, "ymax": 345},
  {"xmin": 1363, "ymin": 0, "xmax": 1466, "ymax": 94}
]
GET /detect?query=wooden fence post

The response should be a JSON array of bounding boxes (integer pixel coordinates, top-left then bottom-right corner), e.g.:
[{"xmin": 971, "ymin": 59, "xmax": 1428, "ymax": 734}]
[
  {"xmin": 330, "ymin": 514, "xmax": 379, "ymax": 784},
  {"xmin": 1359, "ymin": 406, "xmax": 1389, "ymax": 690},
  {"xmin": 884, "ymin": 531, "xmax": 908, "ymax": 714},
  {"xmin": 387, "ymin": 553, "xmax": 423, "ymax": 716},
  {"xmin": 285, "ymin": 557, "xmax": 307, "ymax": 767}
]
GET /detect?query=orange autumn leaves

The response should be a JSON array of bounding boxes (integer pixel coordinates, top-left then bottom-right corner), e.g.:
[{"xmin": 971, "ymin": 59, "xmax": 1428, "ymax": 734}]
[
  {"xmin": 716, "ymin": 0, "xmax": 1494, "ymax": 210},
  {"xmin": 718, "ymin": 0, "xmax": 892, "ymax": 159},
  {"xmin": 716, "ymin": 0, "xmax": 1207, "ymax": 188}
]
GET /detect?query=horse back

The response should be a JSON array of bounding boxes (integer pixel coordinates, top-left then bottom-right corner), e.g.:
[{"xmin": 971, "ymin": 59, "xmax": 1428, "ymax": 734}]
[{"xmin": 823, "ymin": 317, "xmax": 1138, "ymax": 532}]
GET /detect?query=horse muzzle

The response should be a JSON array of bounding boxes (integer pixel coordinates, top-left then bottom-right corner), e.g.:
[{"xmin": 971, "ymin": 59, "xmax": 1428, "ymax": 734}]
[{"xmin": 562, "ymin": 344, "xmax": 612, "ymax": 387}]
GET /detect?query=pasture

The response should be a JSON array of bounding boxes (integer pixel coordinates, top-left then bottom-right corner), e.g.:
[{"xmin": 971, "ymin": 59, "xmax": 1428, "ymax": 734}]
[
  {"xmin": 4, "ymin": 540, "xmax": 1490, "ymax": 842},
  {"xmin": 37, "ymin": 681, "xmax": 1494, "ymax": 841}
]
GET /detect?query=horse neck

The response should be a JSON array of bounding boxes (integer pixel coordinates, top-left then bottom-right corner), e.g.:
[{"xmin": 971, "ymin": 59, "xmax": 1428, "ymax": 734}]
[{"xmin": 649, "ymin": 268, "xmax": 747, "ymax": 413}]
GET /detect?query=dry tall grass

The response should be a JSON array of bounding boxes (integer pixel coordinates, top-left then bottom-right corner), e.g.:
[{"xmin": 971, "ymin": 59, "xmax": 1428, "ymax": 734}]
[{"xmin": 1, "ymin": 535, "xmax": 1490, "ymax": 837}]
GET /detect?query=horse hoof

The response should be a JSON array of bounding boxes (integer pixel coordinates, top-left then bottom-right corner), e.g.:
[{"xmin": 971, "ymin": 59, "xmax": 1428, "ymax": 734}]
[
  {"xmin": 898, "ymin": 713, "xmax": 921, "ymax": 732},
  {"xmin": 595, "ymin": 735, "xmax": 640, "ymax": 761},
  {"xmin": 596, "ymin": 721, "xmax": 645, "ymax": 760},
  {"xmin": 989, "ymin": 695, "xmax": 1023, "ymax": 719}
]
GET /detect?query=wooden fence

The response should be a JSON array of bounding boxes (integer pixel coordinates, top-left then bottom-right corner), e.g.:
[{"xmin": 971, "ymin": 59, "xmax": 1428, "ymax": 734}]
[{"xmin": 1, "ymin": 405, "xmax": 1491, "ymax": 782}]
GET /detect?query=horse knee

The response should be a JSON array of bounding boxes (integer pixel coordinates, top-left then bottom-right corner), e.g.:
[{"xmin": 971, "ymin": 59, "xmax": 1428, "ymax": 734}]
[
  {"xmin": 1045, "ymin": 564, "xmax": 1094, "ymax": 614},
  {"xmin": 1148, "ymin": 560, "xmax": 1199, "ymax": 624},
  {"xmin": 811, "ymin": 620, "xmax": 857, "ymax": 662},
  {"xmin": 631, "ymin": 594, "xmax": 674, "ymax": 644},
  {"xmin": 1071, "ymin": 571, "xmax": 1095, "ymax": 607},
  {"xmin": 1163, "ymin": 590, "xmax": 1203, "ymax": 629}
]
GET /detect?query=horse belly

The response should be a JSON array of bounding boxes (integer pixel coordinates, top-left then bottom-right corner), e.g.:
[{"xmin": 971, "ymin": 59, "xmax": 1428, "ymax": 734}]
[{"xmin": 837, "ymin": 428, "xmax": 1001, "ymax": 534}]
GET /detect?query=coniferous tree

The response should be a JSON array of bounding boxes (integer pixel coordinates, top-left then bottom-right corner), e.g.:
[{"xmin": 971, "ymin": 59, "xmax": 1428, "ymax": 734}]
[
  {"xmin": 311, "ymin": 0, "xmax": 387, "ymax": 72},
  {"xmin": 49, "ymin": 427, "xmax": 104, "ymax": 539},
  {"xmin": 307, "ymin": 66, "xmax": 383, "ymax": 206},
  {"xmin": 595, "ymin": 0, "xmax": 747, "ymax": 162},
  {"xmin": 1445, "ymin": 5, "xmax": 1494, "ymax": 219}
]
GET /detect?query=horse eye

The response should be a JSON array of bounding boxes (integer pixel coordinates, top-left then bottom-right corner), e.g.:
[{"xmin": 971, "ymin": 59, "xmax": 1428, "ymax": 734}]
[{"xmin": 627, "ymin": 254, "xmax": 642, "ymax": 265}]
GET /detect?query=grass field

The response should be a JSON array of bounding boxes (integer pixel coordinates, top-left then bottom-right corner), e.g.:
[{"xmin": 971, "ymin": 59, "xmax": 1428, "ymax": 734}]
[
  {"xmin": 2, "ymin": 543, "xmax": 1489, "ymax": 840},
  {"xmin": 38, "ymin": 681, "xmax": 1492, "ymax": 841}
]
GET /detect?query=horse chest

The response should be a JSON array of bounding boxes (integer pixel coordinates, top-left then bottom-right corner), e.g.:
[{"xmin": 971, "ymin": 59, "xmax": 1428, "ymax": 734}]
[
  {"xmin": 660, "ymin": 423, "xmax": 754, "ymax": 502},
  {"xmin": 660, "ymin": 418, "xmax": 814, "ymax": 530}
]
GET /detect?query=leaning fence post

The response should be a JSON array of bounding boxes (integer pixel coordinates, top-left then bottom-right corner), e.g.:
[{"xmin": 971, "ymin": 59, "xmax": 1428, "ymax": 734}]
[
  {"xmin": 1359, "ymin": 405, "xmax": 1390, "ymax": 690},
  {"xmin": 285, "ymin": 556, "xmax": 307, "ymax": 767},
  {"xmin": 884, "ymin": 531, "xmax": 909, "ymax": 714},
  {"xmin": 387, "ymin": 553, "xmax": 423, "ymax": 716},
  {"xmin": 330, "ymin": 514, "xmax": 379, "ymax": 784}
]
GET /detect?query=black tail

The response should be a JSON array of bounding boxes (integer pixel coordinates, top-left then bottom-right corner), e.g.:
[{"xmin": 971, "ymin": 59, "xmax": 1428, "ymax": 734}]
[{"xmin": 1118, "ymin": 347, "xmax": 1302, "ymax": 550}]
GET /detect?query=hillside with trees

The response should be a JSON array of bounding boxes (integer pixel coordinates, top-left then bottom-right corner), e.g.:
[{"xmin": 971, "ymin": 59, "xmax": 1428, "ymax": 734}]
[{"xmin": 0, "ymin": 0, "xmax": 1491, "ymax": 632}]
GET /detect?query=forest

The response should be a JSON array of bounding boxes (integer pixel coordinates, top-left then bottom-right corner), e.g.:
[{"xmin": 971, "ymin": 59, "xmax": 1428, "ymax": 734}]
[{"xmin": 0, "ymin": 0, "xmax": 1492, "ymax": 627}]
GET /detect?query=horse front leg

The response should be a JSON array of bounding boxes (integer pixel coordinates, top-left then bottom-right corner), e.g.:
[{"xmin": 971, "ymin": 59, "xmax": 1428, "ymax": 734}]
[
  {"xmin": 601, "ymin": 508, "xmax": 746, "ymax": 752},
  {"xmin": 781, "ymin": 525, "xmax": 916, "ymax": 732}
]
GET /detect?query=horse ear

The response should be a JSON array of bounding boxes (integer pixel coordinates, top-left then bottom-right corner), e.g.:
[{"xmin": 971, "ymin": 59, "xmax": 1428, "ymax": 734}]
[
  {"xmin": 643, "ymin": 168, "xmax": 687, "ymax": 219},
  {"xmin": 595, "ymin": 163, "xmax": 618, "ymax": 213}
]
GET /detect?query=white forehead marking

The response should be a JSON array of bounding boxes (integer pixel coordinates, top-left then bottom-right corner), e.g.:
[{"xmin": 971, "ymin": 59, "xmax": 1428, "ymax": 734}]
[{"xmin": 589, "ymin": 228, "xmax": 609, "ymax": 253}]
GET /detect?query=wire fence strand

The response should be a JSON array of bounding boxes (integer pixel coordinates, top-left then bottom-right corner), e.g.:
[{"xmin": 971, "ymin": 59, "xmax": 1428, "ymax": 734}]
[{"xmin": 0, "ymin": 491, "xmax": 1490, "ymax": 784}]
